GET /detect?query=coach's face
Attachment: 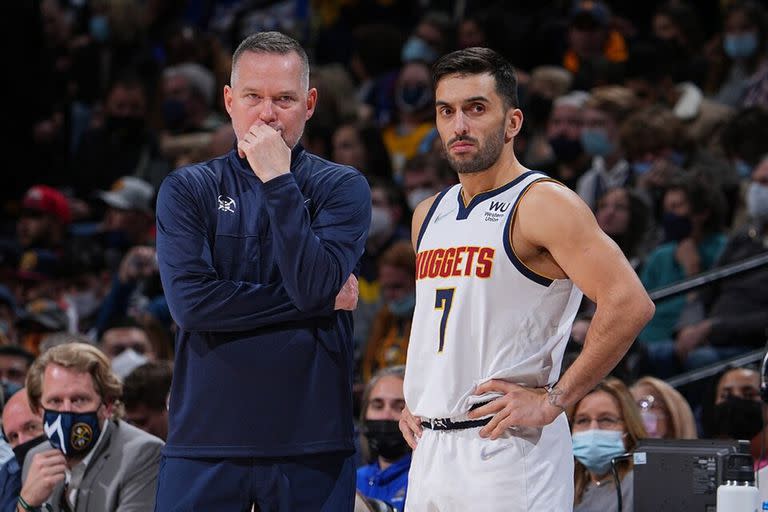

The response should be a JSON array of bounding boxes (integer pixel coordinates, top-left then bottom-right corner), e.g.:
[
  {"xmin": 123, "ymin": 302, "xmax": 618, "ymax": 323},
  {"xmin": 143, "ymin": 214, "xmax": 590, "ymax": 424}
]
[{"xmin": 224, "ymin": 51, "xmax": 317, "ymax": 150}]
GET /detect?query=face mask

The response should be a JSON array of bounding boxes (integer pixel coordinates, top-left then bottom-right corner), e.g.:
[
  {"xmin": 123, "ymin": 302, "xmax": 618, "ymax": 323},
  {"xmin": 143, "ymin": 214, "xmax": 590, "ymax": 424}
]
[
  {"xmin": 111, "ymin": 348, "xmax": 149, "ymax": 379},
  {"xmin": 12, "ymin": 434, "xmax": 47, "ymax": 466},
  {"xmin": 44, "ymin": 408, "xmax": 103, "ymax": 457},
  {"xmin": 162, "ymin": 99, "xmax": 188, "ymax": 131},
  {"xmin": 363, "ymin": 419, "xmax": 411, "ymax": 461},
  {"xmin": 401, "ymin": 36, "xmax": 439, "ymax": 64},
  {"xmin": 580, "ymin": 129, "xmax": 615, "ymax": 157},
  {"xmin": 68, "ymin": 290, "xmax": 101, "ymax": 320},
  {"xmin": 572, "ymin": 429, "xmax": 626, "ymax": 475},
  {"xmin": 388, "ymin": 292, "xmax": 415, "ymax": 318},
  {"xmin": 105, "ymin": 115, "xmax": 144, "ymax": 142},
  {"xmin": 747, "ymin": 182, "xmax": 768, "ymax": 224},
  {"xmin": 661, "ymin": 211, "xmax": 693, "ymax": 242},
  {"xmin": 632, "ymin": 161, "xmax": 653, "ymax": 175},
  {"xmin": 407, "ymin": 188, "xmax": 434, "ymax": 211},
  {"xmin": 548, "ymin": 135, "xmax": 583, "ymax": 162},
  {"xmin": 89, "ymin": 15, "xmax": 110, "ymax": 43},
  {"xmin": 734, "ymin": 159, "xmax": 753, "ymax": 179},
  {"xmin": 396, "ymin": 83, "xmax": 433, "ymax": 113},
  {"xmin": 369, "ymin": 206, "xmax": 393, "ymax": 240},
  {"xmin": 712, "ymin": 397, "xmax": 763, "ymax": 441},
  {"xmin": 724, "ymin": 32, "xmax": 758, "ymax": 60},
  {"xmin": 102, "ymin": 230, "xmax": 131, "ymax": 249}
]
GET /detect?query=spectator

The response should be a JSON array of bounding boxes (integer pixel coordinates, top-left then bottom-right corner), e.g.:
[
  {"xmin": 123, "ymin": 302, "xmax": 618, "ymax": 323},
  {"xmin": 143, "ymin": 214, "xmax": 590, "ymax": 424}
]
[
  {"xmin": 594, "ymin": 187, "xmax": 651, "ymax": 271},
  {"xmin": 16, "ymin": 298, "xmax": 70, "ymax": 357},
  {"xmin": 332, "ymin": 120, "xmax": 394, "ymax": 181},
  {"xmin": 545, "ymin": 90, "xmax": 591, "ymax": 190},
  {"xmin": 360, "ymin": 241, "xmax": 415, "ymax": 383},
  {"xmin": 0, "ymin": 345, "xmax": 35, "ymax": 391},
  {"xmin": 575, "ymin": 85, "xmax": 638, "ymax": 210},
  {"xmin": 20, "ymin": 342, "xmax": 163, "ymax": 511},
  {"xmin": 650, "ymin": 2, "xmax": 708, "ymax": 87},
  {"xmin": 401, "ymin": 10, "xmax": 455, "ymax": 65},
  {"xmin": 629, "ymin": 376, "xmax": 697, "ymax": 439},
  {"xmin": 0, "ymin": 286, "xmax": 21, "ymax": 346},
  {"xmin": 99, "ymin": 316, "xmax": 156, "ymax": 379},
  {"xmin": 122, "ymin": 361, "xmax": 172, "ymax": 441},
  {"xmin": 705, "ymin": 1, "xmax": 768, "ymax": 108},
  {"xmin": 0, "ymin": 388, "xmax": 45, "ymax": 512},
  {"xmin": 357, "ymin": 365, "xmax": 410, "ymax": 510},
  {"xmin": 16, "ymin": 185, "xmax": 71, "ymax": 252},
  {"xmin": 570, "ymin": 377, "xmax": 646, "ymax": 512},
  {"xmin": 401, "ymin": 153, "xmax": 457, "ymax": 212},
  {"xmin": 639, "ymin": 174, "xmax": 728, "ymax": 352}
]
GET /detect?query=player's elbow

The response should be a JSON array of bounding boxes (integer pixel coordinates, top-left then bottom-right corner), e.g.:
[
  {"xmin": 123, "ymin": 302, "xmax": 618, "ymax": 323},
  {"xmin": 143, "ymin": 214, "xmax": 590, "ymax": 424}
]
[{"xmin": 631, "ymin": 290, "xmax": 655, "ymax": 326}]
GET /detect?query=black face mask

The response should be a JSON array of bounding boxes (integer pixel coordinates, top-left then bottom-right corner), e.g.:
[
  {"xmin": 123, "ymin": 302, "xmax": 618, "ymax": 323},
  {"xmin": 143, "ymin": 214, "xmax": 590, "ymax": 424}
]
[
  {"xmin": 548, "ymin": 135, "xmax": 583, "ymax": 162},
  {"xmin": 661, "ymin": 212, "xmax": 693, "ymax": 242},
  {"xmin": 105, "ymin": 115, "xmax": 145, "ymax": 142},
  {"xmin": 12, "ymin": 434, "xmax": 47, "ymax": 470},
  {"xmin": 525, "ymin": 94, "xmax": 552, "ymax": 126},
  {"xmin": 712, "ymin": 397, "xmax": 764, "ymax": 441},
  {"xmin": 363, "ymin": 419, "xmax": 410, "ymax": 462}
]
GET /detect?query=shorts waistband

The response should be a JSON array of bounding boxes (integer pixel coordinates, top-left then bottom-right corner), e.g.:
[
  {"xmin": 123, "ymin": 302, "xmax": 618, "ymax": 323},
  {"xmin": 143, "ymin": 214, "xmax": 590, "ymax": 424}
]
[{"xmin": 420, "ymin": 401, "xmax": 493, "ymax": 431}]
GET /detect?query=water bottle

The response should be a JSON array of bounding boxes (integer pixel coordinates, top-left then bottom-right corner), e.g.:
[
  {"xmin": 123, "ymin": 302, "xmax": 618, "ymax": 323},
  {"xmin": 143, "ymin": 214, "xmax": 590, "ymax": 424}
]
[{"xmin": 717, "ymin": 453, "xmax": 760, "ymax": 512}]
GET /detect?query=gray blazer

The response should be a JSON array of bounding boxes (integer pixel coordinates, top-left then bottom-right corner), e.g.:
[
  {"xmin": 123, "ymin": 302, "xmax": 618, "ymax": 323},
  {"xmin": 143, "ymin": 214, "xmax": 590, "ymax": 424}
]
[{"xmin": 22, "ymin": 420, "xmax": 164, "ymax": 512}]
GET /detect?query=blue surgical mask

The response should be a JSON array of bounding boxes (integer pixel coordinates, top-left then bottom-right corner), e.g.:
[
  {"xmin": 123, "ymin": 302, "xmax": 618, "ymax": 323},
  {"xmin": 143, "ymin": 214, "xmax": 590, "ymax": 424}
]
[
  {"xmin": 724, "ymin": 32, "xmax": 759, "ymax": 60},
  {"xmin": 401, "ymin": 36, "xmax": 439, "ymax": 64},
  {"xmin": 396, "ymin": 83, "xmax": 433, "ymax": 113},
  {"xmin": 572, "ymin": 429, "xmax": 626, "ymax": 475},
  {"xmin": 44, "ymin": 408, "xmax": 103, "ymax": 457},
  {"xmin": 734, "ymin": 159, "xmax": 753, "ymax": 179},
  {"xmin": 632, "ymin": 161, "xmax": 653, "ymax": 175},
  {"xmin": 388, "ymin": 292, "xmax": 416, "ymax": 318},
  {"xmin": 580, "ymin": 129, "xmax": 615, "ymax": 157},
  {"xmin": 747, "ymin": 182, "xmax": 768, "ymax": 224}
]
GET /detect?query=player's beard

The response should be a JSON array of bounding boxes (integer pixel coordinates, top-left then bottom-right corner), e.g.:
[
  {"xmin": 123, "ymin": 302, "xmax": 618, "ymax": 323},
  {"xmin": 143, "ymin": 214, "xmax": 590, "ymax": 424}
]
[{"xmin": 445, "ymin": 121, "xmax": 506, "ymax": 174}]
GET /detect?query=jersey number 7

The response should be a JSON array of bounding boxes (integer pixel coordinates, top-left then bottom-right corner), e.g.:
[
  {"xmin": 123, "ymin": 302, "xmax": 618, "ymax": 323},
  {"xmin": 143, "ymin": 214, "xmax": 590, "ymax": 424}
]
[{"xmin": 434, "ymin": 288, "xmax": 455, "ymax": 352}]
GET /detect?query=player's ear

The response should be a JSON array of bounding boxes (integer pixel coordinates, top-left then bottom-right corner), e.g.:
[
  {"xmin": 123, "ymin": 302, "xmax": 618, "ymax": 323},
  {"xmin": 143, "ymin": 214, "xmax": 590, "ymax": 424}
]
[{"xmin": 505, "ymin": 108, "xmax": 523, "ymax": 142}]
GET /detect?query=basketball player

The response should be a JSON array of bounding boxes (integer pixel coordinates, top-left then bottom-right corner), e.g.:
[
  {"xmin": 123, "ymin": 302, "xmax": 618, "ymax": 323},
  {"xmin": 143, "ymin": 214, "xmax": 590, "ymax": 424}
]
[{"xmin": 399, "ymin": 47, "xmax": 655, "ymax": 511}]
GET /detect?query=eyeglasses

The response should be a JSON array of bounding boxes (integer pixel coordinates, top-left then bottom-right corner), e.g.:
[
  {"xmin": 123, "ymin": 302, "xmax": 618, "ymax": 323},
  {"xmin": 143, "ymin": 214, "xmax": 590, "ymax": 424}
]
[{"xmin": 573, "ymin": 416, "xmax": 623, "ymax": 429}]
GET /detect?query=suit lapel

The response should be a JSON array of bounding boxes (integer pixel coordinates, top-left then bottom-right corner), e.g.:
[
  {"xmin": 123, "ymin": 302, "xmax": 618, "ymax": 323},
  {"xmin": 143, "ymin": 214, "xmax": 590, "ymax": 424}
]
[{"xmin": 72, "ymin": 421, "xmax": 116, "ymax": 511}]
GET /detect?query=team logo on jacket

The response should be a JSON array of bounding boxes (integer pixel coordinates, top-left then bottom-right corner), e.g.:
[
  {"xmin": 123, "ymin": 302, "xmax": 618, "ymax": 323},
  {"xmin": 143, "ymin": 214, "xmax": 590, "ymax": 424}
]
[{"xmin": 218, "ymin": 195, "xmax": 236, "ymax": 213}]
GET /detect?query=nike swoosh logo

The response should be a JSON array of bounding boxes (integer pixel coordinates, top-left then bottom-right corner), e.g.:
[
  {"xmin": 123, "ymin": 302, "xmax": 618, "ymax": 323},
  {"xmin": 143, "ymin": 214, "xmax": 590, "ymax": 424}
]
[
  {"xmin": 434, "ymin": 208, "xmax": 456, "ymax": 223},
  {"xmin": 480, "ymin": 443, "xmax": 513, "ymax": 460}
]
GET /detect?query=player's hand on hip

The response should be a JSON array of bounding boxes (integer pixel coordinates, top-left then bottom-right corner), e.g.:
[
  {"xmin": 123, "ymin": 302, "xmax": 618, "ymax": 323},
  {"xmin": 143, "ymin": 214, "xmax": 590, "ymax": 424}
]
[
  {"xmin": 20, "ymin": 449, "xmax": 67, "ymax": 506},
  {"xmin": 399, "ymin": 405, "xmax": 422, "ymax": 449},
  {"xmin": 334, "ymin": 274, "xmax": 359, "ymax": 311},
  {"xmin": 468, "ymin": 380, "xmax": 560, "ymax": 440},
  {"xmin": 237, "ymin": 123, "xmax": 291, "ymax": 182}
]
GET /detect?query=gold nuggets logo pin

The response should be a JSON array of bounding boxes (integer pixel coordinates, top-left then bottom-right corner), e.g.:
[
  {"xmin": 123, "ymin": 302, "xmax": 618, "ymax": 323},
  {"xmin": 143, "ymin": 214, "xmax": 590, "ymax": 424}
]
[{"xmin": 71, "ymin": 422, "xmax": 94, "ymax": 451}]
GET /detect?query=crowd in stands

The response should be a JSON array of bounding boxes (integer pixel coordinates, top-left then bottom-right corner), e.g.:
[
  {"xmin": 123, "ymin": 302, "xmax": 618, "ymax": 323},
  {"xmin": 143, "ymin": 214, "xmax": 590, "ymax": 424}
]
[{"xmin": 4, "ymin": 0, "xmax": 768, "ymax": 510}]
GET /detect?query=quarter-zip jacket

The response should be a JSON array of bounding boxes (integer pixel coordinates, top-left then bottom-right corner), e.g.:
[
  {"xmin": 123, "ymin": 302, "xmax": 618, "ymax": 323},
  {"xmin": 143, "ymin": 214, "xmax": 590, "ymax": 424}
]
[{"xmin": 156, "ymin": 145, "xmax": 371, "ymax": 456}]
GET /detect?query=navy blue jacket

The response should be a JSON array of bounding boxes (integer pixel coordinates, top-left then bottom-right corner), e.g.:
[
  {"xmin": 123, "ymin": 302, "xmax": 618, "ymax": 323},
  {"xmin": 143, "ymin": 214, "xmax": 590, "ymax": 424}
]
[{"xmin": 156, "ymin": 145, "xmax": 371, "ymax": 457}]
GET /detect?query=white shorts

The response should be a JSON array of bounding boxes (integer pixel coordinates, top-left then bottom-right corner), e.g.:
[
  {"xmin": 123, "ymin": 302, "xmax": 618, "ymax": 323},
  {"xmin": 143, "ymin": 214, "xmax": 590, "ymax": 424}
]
[{"xmin": 404, "ymin": 413, "xmax": 574, "ymax": 512}]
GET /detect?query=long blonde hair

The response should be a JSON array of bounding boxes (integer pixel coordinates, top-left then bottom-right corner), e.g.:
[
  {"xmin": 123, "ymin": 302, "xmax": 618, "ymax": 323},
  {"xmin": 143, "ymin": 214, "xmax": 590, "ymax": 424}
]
[{"xmin": 568, "ymin": 377, "xmax": 647, "ymax": 505}]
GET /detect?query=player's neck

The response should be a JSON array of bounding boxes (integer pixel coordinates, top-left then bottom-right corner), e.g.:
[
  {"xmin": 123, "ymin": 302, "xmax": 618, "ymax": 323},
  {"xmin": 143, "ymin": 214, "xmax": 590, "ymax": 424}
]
[{"xmin": 458, "ymin": 150, "xmax": 526, "ymax": 201}]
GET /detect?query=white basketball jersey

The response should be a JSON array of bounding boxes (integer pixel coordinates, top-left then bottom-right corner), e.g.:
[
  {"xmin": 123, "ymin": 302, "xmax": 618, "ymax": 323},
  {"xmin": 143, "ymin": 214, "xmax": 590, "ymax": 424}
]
[{"xmin": 404, "ymin": 171, "xmax": 583, "ymax": 419}]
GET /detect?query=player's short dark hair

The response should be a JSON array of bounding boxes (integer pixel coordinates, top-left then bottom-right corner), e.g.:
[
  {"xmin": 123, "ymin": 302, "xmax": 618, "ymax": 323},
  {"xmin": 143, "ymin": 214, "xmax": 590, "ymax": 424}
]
[{"xmin": 432, "ymin": 47, "xmax": 518, "ymax": 109}]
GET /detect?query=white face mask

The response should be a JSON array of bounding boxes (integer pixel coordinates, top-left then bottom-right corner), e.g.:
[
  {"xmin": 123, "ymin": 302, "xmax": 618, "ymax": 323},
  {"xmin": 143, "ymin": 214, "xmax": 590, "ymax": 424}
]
[
  {"xmin": 747, "ymin": 182, "xmax": 768, "ymax": 224},
  {"xmin": 111, "ymin": 349, "xmax": 148, "ymax": 379},
  {"xmin": 368, "ymin": 206, "xmax": 393, "ymax": 240},
  {"xmin": 407, "ymin": 188, "xmax": 434, "ymax": 211},
  {"xmin": 68, "ymin": 290, "xmax": 101, "ymax": 320}
]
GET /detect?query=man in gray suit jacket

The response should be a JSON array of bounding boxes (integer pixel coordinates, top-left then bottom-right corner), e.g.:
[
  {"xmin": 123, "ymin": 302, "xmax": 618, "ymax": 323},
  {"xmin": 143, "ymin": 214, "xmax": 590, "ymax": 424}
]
[{"xmin": 18, "ymin": 342, "xmax": 163, "ymax": 512}]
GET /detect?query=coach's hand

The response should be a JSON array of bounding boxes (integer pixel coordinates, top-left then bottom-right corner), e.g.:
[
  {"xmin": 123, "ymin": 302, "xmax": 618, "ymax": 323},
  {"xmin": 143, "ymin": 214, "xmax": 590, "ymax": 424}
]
[
  {"xmin": 467, "ymin": 380, "xmax": 562, "ymax": 440},
  {"xmin": 334, "ymin": 274, "xmax": 359, "ymax": 311},
  {"xmin": 238, "ymin": 122, "xmax": 291, "ymax": 182},
  {"xmin": 399, "ymin": 405, "xmax": 422, "ymax": 449}
]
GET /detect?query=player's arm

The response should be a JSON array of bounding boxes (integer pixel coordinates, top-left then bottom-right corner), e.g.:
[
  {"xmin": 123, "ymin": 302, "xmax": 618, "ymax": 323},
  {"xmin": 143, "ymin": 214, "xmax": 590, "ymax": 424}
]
[
  {"xmin": 521, "ymin": 182, "xmax": 654, "ymax": 410},
  {"xmin": 469, "ymin": 182, "xmax": 654, "ymax": 436}
]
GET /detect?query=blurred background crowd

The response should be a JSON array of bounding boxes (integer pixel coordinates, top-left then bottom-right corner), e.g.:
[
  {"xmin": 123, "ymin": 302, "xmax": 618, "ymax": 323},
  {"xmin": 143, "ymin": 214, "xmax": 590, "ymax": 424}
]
[{"xmin": 3, "ymin": 0, "xmax": 768, "ymax": 509}]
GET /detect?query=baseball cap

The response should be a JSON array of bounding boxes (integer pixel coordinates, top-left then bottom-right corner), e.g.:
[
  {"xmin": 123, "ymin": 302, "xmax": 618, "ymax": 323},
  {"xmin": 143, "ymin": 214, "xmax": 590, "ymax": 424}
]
[
  {"xmin": 17, "ymin": 298, "xmax": 69, "ymax": 332},
  {"xmin": 570, "ymin": 0, "xmax": 611, "ymax": 28},
  {"xmin": 96, "ymin": 177, "xmax": 155, "ymax": 213},
  {"xmin": 21, "ymin": 185, "xmax": 71, "ymax": 225}
]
